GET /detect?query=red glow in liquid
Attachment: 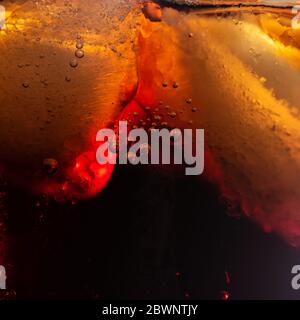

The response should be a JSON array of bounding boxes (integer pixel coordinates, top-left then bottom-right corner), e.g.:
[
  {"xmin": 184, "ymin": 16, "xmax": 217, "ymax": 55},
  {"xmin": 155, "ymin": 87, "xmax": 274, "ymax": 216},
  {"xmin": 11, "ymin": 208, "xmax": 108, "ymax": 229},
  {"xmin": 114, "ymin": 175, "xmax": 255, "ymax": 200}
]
[
  {"xmin": 221, "ymin": 290, "xmax": 230, "ymax": 301},
  {"xmin": 42, "ymin": 29, "xmax": 159, "ymax": 201}
]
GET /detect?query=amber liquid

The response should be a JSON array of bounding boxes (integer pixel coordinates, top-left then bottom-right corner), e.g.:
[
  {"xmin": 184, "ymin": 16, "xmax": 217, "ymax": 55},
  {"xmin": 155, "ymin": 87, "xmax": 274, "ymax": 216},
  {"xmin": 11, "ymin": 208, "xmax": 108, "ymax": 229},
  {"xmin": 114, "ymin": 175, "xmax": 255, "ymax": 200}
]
[{"xmin": 1, "ymin": 0, "xmax": 300, "ymax": 299}]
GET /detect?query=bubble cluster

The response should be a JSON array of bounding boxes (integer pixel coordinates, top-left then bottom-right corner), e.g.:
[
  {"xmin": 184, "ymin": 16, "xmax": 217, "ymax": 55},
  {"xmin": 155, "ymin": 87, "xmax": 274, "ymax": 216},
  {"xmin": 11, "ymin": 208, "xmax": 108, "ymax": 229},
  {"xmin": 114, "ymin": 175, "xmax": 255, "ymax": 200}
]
[{"xmin": 69, "ymin": 36, "xmax": 85, "ymax": 69}]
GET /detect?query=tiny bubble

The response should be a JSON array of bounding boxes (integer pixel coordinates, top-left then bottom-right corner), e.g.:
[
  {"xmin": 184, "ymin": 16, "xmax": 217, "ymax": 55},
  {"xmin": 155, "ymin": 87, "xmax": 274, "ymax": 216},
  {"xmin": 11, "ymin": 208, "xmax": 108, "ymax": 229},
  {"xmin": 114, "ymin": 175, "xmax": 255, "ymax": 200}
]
[
  {"xmin": 76, "ymin": 42, "xmax": 84, "ymax": 49},
  {"xmin": 70, "ymin": 58, "xmax": 78, "ymax": 68},
  {"xmin": 173, "ymin": 82, "xmax": 178, "ymax": 89},
  {"xmin": 75, "ymin": 49, "xmax": 84, "ymax": 59},
  {"xmin": 169, "ymin": 111, "xmax": 177, "ymax": 118}
]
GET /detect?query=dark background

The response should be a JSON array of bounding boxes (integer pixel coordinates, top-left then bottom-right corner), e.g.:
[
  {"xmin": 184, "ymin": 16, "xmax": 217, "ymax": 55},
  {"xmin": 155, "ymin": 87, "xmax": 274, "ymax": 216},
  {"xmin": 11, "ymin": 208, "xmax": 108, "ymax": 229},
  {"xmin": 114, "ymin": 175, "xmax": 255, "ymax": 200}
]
[{"xmin": 5, "ymin": 165, "xmax": 300, "ymax": 300}]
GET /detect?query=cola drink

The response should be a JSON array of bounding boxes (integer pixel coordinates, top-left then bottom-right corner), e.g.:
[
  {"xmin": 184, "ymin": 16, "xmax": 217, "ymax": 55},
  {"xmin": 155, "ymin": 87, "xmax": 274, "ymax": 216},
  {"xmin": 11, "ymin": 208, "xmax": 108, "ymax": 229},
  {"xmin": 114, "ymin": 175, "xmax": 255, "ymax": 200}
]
[{"xmin": 0, "ymin": 0, "xmax": 300, "ymax": 299}]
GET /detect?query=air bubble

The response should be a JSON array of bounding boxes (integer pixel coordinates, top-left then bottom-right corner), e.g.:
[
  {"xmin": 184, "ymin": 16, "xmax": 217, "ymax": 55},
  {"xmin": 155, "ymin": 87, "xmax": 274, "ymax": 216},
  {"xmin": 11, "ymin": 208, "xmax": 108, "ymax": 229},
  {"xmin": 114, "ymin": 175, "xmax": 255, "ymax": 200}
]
[
  {"xmin": 76, "ymin": 42, "xmax": 84, "ymax": 49},
  {"xmin": 169, "ymin": 111, "xmax": 177, "ymax": 118},
  {"xmin": 42, "ymin": 159, "xmax": 59, "ymax": 176},
  {"xmin": 75, "ymin": 49, "xmax": 84, "ymax": 59},
  {"xmin": 70, "ymin": 58, "xmax": 78, "ymax": 68}
]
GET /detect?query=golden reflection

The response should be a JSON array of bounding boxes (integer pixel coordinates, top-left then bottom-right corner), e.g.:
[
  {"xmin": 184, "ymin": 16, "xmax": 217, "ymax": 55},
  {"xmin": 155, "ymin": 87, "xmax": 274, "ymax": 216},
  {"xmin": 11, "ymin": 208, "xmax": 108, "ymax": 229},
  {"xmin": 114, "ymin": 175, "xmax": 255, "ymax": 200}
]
[{"xmin": 135, "ymin": 6, "xmax": 300, "ymax": 245}]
